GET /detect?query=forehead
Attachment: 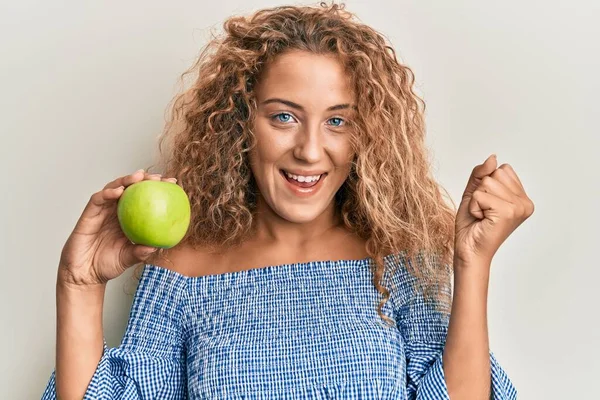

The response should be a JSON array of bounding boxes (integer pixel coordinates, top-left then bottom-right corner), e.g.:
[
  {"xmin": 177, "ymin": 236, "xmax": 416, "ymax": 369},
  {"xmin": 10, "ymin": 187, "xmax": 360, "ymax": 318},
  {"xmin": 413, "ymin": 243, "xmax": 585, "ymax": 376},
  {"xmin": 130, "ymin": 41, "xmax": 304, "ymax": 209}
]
[{"xmin": 255, "ymin": 51, "xmax": 354, "ymax": 107}]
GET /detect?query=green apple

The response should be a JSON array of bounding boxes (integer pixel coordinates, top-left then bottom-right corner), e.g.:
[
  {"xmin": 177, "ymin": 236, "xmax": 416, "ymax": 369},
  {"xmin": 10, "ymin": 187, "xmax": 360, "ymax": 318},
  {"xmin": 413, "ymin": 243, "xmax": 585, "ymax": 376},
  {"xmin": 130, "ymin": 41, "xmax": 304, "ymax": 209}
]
[{"xmin": 117, "ymin": 180, "xmax": 191, "ymax": 249}]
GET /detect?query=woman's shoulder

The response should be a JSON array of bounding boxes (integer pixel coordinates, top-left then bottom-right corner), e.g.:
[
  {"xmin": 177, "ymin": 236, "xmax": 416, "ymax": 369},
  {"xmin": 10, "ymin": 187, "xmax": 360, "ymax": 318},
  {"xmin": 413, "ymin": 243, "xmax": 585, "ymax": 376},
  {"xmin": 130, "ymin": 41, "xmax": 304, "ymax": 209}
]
[{"xmin": 146, "ymin": 243, "xmax": 217, "ymax": 278}]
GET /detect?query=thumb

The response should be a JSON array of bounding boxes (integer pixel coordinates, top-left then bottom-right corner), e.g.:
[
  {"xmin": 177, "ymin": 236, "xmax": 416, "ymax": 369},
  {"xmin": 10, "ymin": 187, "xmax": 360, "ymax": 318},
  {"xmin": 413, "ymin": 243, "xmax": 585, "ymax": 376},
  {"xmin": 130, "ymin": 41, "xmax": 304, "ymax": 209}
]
[
  {"xmin": 462, "ymin": 154, "xmax": 497, "ymax": 201},
  {"xmin": 121, "ymin": 242, "xmax": 159, "ymax": 267}
]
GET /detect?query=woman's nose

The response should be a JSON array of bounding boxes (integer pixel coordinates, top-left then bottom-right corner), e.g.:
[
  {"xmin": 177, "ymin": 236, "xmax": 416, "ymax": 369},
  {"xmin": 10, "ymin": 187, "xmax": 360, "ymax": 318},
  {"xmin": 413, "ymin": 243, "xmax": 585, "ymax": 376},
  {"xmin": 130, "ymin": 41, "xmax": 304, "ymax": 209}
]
[{"xmin": 293, "ymin": 124, "xmax": 324, "ymax": 162}]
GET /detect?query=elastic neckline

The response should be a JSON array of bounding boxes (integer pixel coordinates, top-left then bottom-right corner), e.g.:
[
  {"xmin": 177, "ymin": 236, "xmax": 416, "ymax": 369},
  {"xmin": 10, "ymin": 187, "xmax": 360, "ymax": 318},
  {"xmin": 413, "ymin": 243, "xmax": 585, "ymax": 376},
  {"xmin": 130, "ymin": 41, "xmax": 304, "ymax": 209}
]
[{"xmin": 144, "ymin": 252, "xmax": 401, "ymax": 283}]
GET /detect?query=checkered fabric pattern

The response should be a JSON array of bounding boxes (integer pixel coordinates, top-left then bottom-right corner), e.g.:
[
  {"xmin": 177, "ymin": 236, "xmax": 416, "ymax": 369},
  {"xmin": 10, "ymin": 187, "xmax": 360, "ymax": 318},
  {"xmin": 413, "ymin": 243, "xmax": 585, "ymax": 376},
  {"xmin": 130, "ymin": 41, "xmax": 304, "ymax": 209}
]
[{"xmin": 42, "ymin": 252, "xmax": 516, "ymax": 399}]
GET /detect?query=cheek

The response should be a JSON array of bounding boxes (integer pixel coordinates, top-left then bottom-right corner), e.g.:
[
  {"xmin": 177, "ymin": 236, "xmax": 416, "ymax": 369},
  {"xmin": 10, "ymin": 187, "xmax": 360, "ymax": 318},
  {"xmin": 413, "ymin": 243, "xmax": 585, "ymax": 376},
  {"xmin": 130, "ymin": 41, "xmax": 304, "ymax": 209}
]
[
  {"xmin": 252, "ymin": 121, "xmax": 290, "ymax": 162},
  {"xmin": 329, "ymin": 142, "xmax": 355, "ymax": 169}
]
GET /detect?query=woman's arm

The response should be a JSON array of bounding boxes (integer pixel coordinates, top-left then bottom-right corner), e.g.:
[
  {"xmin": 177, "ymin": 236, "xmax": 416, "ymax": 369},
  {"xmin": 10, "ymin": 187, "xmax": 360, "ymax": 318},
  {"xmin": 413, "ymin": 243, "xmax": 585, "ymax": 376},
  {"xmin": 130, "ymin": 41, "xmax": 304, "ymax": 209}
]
[
  {"xmin": 442, "ymin": 257, "xmax": 492, "ymax": 399},
  {"xmin": 445, "ymin": 154, "xmax": 533, "ymax": 398},
  {"xmin": 55, "ymin": 269, "xmax": 106, "ymax": 400},
  {"xmin": 394, "ymin": 251, "xmax": 515, "ymax": 399},
  {"xmin": 43, "ymin": 264, "xmax": 188, "ymax": 400}
]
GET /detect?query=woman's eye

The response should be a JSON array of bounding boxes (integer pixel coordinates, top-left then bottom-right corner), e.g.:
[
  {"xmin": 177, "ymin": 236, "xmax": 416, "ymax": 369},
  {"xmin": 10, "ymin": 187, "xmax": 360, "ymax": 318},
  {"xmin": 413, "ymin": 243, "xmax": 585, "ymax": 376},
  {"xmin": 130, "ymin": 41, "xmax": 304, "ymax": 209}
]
[
  {"xmin": 271, "ymin": 113, "xmax": 345, "ymax": 127},
  {"xmin": 272, "ymin": 113, "xmax": 295, "ymax": 123},
  {"xmin": 327, "ymin": 117, "xmax": 344, "ymax": 127}
]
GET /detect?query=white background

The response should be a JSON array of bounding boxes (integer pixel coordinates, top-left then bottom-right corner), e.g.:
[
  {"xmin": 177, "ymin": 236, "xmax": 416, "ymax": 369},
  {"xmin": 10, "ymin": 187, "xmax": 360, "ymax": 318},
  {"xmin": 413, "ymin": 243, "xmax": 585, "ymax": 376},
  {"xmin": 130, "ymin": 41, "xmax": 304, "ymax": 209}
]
[{"xmin": 1, "ymin": 1, "xmax": 598, "ymax": 398}]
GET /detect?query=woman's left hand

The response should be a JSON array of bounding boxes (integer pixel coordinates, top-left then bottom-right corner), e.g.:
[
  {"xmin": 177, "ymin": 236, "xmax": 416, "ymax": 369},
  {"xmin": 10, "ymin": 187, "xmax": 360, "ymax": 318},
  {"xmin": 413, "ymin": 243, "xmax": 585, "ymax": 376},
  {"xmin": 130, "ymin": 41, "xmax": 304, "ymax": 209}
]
[{"xmin": 454, "ymin": 154, "xmax": 535, "ymax": 266}]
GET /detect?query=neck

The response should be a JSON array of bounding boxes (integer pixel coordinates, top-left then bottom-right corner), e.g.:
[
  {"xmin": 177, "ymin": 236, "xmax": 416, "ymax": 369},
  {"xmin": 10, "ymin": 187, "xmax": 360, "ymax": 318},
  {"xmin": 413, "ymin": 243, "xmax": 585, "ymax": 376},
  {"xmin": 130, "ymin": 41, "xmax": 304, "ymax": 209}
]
[{"xmin": 251, "ymin": 195, "xmax": 342, "ymax": 248}]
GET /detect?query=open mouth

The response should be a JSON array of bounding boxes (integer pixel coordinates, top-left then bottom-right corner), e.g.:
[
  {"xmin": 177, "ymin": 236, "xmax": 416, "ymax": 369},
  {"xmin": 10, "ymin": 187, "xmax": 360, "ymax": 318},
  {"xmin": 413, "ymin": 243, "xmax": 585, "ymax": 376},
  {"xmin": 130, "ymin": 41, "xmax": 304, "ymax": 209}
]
[{"xmin": 280, "ymin": 169, "xmax": 327, "ymax": 189}]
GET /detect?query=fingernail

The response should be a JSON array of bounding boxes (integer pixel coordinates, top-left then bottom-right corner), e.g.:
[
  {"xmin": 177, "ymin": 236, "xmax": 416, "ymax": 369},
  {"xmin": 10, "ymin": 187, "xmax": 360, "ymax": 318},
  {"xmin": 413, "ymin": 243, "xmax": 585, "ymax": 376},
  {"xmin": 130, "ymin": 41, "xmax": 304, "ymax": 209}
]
[{"xmin": 135, "ymin": 168, "xmax": 144, "ymax": 173}]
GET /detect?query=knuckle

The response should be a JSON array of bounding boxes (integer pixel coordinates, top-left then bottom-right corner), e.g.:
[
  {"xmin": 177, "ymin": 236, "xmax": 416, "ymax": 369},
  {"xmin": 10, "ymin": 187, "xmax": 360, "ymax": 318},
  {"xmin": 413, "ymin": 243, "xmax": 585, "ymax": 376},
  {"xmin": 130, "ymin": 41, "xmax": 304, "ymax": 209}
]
[
  {"xmin": 515, "ymin": 203, "xmax": 525, "ymax": 216},
  {"xmin": 505, "ymin": 206, "xmax": 517, "ymax": 219},
  {"xmin": 527, "ymin": 199, "xmax": 535, "ymax": 214}
]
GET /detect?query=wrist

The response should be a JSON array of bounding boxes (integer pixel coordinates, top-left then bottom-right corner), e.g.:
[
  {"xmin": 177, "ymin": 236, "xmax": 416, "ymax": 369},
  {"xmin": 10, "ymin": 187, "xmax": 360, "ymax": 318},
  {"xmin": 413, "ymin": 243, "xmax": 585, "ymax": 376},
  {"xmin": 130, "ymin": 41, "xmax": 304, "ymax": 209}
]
[
  {"xmin": 57, "ymin": 265, "xmax": 107, "ymax": 292},
  {"xmin": 453, "ymin": 251, "xmax": 491, "ymax": 270},
  {"xmin": 453, "ymin": 255, "xmax": 491, "ymax": 281},
  {"xmin": 56, "ymin": 273, "xmax": 105, "ymax": 320}
]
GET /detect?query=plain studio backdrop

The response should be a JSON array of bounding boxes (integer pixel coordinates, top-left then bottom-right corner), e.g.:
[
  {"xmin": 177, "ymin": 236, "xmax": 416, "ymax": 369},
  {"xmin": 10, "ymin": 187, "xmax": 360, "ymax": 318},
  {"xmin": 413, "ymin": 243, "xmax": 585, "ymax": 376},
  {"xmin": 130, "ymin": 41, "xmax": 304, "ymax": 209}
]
[{"xmin": 1, "ymin": 0, "xmax": 598, "ymax": 398}]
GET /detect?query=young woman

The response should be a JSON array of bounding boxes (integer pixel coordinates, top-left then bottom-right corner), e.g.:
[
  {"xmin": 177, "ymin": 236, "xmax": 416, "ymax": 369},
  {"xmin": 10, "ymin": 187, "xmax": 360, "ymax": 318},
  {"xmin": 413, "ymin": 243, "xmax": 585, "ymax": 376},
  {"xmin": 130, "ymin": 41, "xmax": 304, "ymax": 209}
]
[{"xmin": 43, "ymin": 3, "xmax": 533, "ymax": 399}]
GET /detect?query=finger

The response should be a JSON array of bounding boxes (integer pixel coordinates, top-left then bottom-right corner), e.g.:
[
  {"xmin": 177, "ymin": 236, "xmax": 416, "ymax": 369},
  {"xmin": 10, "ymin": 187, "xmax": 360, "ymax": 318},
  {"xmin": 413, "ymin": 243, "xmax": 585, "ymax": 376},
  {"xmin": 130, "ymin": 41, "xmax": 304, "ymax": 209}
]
[
  {"xmin": 474, "ymin": 154, "xmax": 498, "ymax": 179},
  {"xmin": 86, "ymin": 171, "xmax": 161, "ymax": 218},
  {"xmin": 74, "ymin": 186, "xmax": 126, "ymax": 235},
  {"xmin": 78, "ymin": 171, "xmax": 165, "ymax": 235},
  {"xmin": 468, "ymin": 189, "xmax": 505, "ymax": 220},
  {"xmin": 120, "ymin": 242, "xmax": 159, "ymax": 268},
  {"xmin": 497, "ymin": 164, "xmax": 526, "ymax": 193},
  {"xmin": 479, "ymin": 175, "xmax": 517, "ymax": 203},
  {"xmin": 462, "ymin": 154, "xmax": 498, "ymax": 200},
  {"xmin": 103, "ymin": 169, "xmax": 147, "ymax": 190},
  {"xmin": 490, "ymin": 167, "xmax": 525, "ymax": 197},
  {"xmin": 161, "ymin": 176, "xmax": 177, "ymax": 183},
  {"xmin": 104, "ymin": 170, "xmax": 166, "ymax": 189}
]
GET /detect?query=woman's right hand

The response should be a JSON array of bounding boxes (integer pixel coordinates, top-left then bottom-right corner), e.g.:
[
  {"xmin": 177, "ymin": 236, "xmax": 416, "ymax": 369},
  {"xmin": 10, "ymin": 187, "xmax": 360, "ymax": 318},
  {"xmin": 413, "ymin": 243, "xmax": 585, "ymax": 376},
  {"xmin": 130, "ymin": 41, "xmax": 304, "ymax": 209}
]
[{"xmin": 57, "ymin": 169, "xmax": 178, "ymax": 287}]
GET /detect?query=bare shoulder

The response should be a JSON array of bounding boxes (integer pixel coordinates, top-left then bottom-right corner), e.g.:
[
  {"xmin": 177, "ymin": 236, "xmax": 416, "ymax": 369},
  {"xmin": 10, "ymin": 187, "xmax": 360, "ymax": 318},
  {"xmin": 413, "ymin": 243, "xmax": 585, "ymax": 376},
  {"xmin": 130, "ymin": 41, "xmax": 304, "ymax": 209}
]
[{"xmin": 146, "ymin": 243, "xmax": 217, "ymax": 277}]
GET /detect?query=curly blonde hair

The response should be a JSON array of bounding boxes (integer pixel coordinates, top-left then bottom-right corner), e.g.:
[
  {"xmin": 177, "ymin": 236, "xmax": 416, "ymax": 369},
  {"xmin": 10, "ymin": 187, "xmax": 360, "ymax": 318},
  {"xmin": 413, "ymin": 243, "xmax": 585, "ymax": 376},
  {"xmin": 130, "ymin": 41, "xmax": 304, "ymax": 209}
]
[{"xmin": 142, "ymin": 2, "xmax": 457, "ymax": 327}]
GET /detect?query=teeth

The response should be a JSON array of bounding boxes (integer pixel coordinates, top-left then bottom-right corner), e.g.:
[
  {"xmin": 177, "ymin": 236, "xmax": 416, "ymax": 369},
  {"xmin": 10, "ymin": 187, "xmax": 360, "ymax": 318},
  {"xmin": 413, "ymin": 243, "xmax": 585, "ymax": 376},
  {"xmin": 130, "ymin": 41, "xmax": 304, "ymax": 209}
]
[{"xmin": 284, "ymin": 171, "xmax": 322, "ymax": 183}]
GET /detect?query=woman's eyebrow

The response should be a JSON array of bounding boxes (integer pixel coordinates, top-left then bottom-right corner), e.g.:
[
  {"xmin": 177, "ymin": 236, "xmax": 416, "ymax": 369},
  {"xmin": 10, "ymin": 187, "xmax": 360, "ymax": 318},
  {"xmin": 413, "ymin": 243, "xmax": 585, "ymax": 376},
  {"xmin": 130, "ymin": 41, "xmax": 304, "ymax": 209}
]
[{"xmin": 261, "ymin": 98, "xmax": 357, "ymax": 111}]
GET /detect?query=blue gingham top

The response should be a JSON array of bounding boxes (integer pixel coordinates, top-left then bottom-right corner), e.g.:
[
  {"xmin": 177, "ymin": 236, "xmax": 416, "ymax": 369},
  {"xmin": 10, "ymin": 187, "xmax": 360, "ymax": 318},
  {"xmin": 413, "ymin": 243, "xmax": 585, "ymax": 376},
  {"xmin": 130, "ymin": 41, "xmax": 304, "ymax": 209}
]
[{"xmin": 42, "ymin": 252, "xmax": 516, "ymax": 399}]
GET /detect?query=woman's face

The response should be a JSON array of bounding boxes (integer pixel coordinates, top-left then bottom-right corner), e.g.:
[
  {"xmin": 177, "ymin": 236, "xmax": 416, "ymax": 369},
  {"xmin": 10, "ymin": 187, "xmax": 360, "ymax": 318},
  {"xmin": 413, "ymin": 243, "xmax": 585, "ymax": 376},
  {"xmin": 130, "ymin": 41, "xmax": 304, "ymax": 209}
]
[{"xmin": 249, "ymin": 50, "xmax": 356, "ymax": 224}]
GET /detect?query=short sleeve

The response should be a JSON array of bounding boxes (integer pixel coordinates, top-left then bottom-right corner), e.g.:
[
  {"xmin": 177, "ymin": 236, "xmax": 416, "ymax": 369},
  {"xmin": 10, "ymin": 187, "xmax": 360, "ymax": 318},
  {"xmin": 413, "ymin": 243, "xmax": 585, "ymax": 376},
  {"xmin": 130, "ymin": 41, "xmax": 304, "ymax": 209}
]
[
  {"xmin": 41, "ymin": 265, "xmax": 189, "ymax": 400},
  {"xmin": 390, "ymin": 253, "xmax": 517, "ymax": 400}
]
